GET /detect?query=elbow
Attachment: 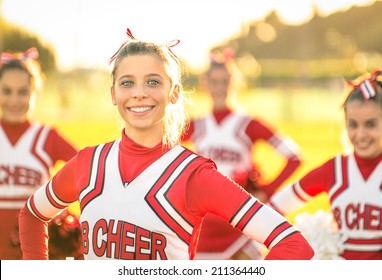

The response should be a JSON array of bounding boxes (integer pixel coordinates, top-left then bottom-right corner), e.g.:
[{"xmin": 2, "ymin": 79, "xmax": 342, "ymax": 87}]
[
  {"xmin": 300, "ymin": 238, "xmax": 315, "ymax": 260},
  {"xmin": 293, "ymin": 233, "xmax": 315, "ymax": 260},
  {"xmin": 265, "ymin": 232, "xmax": 315, "ymax": 260}
]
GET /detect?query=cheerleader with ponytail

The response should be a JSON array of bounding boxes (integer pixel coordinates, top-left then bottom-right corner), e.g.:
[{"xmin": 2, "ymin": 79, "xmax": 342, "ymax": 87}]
[
  {"xmin": 270, "ymin": 70, "xmax": 382, "ymax": 260},
  {"xmin": 182, "ymin": 48, "xmax": 303, "ymax": 260}
]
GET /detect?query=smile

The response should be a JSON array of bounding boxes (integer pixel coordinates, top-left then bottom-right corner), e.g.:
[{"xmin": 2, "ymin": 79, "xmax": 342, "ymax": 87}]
[{"xmin": 128, "ymin": 106, "xmax": 153, "ymax": 113}]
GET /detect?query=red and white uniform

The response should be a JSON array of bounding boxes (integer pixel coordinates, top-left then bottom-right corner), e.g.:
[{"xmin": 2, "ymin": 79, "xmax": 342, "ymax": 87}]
[
  {"xmin": 183, "ymin": 110, "xmax": 301, "ymax": 259},
  {"xmin": 270, "ymin": 152, "xmax": 382, "ymax": 260},
  {"xmin": 0, "ymin": 120, "xmax": 77, "ymax": 259},
  {"xmin": 19, "ymin": 131, "xmax": 313, "ymax": 260}
]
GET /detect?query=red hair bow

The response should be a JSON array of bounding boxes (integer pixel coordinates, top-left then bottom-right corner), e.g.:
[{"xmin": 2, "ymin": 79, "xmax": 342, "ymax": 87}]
[
  {"xmin": 109, "ymin": 28, "xmax": 180, "ymax": 65},
  {"xmin": 347, "ymin": 69, "xmax": 381, "ymax": 100},
  {"xmin": 0, "ymin": 47, "xmax": 39, "ymax": 66}
]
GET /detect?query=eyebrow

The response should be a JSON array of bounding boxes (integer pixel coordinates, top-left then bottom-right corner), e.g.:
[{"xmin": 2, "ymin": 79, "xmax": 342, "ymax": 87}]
[
  {"xmin": 347, "ymin": 117, "xmax": 379, "ymax": 123},
  {"xmin": 117, "ymin": 73, "xmax": 163, "ymax": 81}
]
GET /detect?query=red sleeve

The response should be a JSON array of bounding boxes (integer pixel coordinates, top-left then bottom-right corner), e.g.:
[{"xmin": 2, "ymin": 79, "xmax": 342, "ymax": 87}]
[
  {"xmin": 246, "ymin": 119, "xmax": 302, "ymax": 196},
  {"xmin": 265, "ymin": 233, "xmax": 314, "ymax": 260},
  {"xmin": 186, "ymin": 162, "xmax": 314, "ymax": 259},
  {"xmin": 51, "ymin": 155, "xmax": 79, "ymax": 202},
  {"xmin": 44, "ymin": 128, "xmax": 78, "ymax": 164},
  {"xmin": 19, "ymin": 157, "xmax": 79, "ymax": 259},
  {"xmin": 19, "ymin": 206, "xmax": 49, "ymax": 260},
  {"xmin": 186, "ymin": 162, "xmax": 249, "ymax": 220},
  {"xmin": 245, "ymin": 118, "xmax": 275, "ymax": 141},
  {"xmin": 298, "ymin": 157, "xmax": 336, "ymax": 196}
]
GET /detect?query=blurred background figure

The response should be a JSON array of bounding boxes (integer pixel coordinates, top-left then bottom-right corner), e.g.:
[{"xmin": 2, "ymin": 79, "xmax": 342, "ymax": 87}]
[
  {"xmin": 0, "ymin": 47, "xmax": 78, "ymax": 259},
  {"xmin": 182, "ymin": 48, "xmax": 303, "ymax": 259},
  {"xmin": 269, "ymin": 69, "xmax": 382, "ymax": 260}
]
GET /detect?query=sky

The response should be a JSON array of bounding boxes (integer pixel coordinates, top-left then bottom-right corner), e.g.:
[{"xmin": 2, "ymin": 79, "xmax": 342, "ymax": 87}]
[{"xmin": 1, "ymin": 0, "xmax": 377, "ymax": 71}]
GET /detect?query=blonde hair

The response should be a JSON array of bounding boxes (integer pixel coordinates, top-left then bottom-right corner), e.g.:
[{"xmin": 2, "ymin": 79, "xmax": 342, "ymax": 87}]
[{"xmin": 110, "ymin": 40, "xmax": 189, "ymax": 149}]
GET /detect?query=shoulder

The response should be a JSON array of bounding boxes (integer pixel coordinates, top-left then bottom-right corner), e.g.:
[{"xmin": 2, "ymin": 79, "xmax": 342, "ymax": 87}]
[
  {"xmin": 35, "ymin": 123, "xmax": 63, "ymax": 139},
  {"xmin": 323, "ymin": 154, "xmax": 345, "ymax": 167},
  {"xmin": 306, "ymin": 154, "xmax": 343, "ymax": 176},
  {"xmin": 180, "ymin": 145, "xmax": 216, "ymax": 166},
  {"xmin": 77, "ymin": 140, "xmax": 118, "ymax": 159}
]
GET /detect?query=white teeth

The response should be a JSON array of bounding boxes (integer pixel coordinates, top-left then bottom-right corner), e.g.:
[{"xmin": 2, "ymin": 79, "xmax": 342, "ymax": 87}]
[{"xmin": 129, "ymin": 106, "xmax": 152, "ymax": 113}]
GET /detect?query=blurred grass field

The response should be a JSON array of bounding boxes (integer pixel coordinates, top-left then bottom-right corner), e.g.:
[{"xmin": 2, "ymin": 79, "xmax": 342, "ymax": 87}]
[{"xmin": 32, "ymin": 77, "xmax": 348, "ymax": 222}]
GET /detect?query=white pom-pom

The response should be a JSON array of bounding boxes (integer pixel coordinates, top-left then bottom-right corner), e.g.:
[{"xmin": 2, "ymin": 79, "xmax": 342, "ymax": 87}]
[{"xmin": 294, "ymin": 210, "xmax": 346, "ymax": 260}]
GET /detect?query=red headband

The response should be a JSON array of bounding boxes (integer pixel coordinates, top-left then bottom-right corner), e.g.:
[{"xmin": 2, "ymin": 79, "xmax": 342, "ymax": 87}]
[
  {"xmin": 0, "ymin": 47, "xmax": 39, "ymax": 66},
  {"xmin": 108, "ymin": 28, "xmax": 180, "ymax": 65}
]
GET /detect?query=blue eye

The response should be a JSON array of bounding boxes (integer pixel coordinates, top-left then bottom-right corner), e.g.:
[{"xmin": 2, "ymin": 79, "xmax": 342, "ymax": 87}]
[
  {"xmin": 121, "ymin": 80, "xmax": 133, "ymax": 86},
  {"xmin": 148, "ymin": 80, "xmax": 159, "ymax": 86}
]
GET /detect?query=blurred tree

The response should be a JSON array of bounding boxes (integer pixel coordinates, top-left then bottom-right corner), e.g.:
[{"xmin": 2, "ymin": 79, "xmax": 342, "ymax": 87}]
[
  {"xmin": 0, "ymin": 20, "xmax": 56, "ymax": 72},
  {"xmin": 215, "ymin": 2, "xmax": 382, "ymax": 82}
]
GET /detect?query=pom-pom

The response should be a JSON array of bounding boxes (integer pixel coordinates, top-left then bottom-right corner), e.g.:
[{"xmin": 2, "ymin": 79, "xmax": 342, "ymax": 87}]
[
  {"xmin": 295, "ymin": 210, "xmax": 346, "ymax": 260},
  {"xmin": 48, "ymin": 209, "xmax": 84, "ymax": 260}
]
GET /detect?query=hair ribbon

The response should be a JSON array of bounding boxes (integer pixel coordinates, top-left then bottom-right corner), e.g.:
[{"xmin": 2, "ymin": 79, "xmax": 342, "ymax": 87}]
[
  {"xmin": 347, "ymin": 69, "xmax": 381, "ymax": 100},
  {"xmin": 0, "ymin": 47, "xmax": 39, "ymax": 66},
  {"xmin": 109, "ymin": 28, "xmax": 180, "ymax": 65}
]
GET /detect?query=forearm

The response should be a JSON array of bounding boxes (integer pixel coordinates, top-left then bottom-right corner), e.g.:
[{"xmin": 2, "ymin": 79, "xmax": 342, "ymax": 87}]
[
  {"xmin": 19, "ymin": 205, "xmax": 49, "ymax": 260},
  {"xmin": 264, "ymin": 233, "xmax": 314, "ymax": 260}
]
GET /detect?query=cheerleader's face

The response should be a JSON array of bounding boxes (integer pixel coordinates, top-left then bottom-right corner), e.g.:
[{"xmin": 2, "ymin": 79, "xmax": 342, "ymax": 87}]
[
  {"xmin": 207, "ymin": 67, "xmax": 231, "ymax": 111},
  {"xmin": 346, "ymin": 100, "xmax": 382, "ymax": 158},
  {"xmin": 0, "ymin": 69, "xmax": 32, "ymax": 123},
  {"xmin": 111, "ymin": 54, "xmax": 178, "ymax": 146}
]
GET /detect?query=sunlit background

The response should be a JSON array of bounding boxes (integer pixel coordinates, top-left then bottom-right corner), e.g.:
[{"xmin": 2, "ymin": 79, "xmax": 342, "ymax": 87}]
[
  {"xmin": 0, "ymin": 0, "xmax": 380, "ymax": 218},
  {"xmin": 1, "ymin": 0, "xmax": 376, "ymax": 70}
]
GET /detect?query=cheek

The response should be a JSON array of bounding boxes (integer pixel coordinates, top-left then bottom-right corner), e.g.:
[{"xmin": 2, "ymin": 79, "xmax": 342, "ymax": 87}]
[
  {"xmin": 22, "ymin": 95, "xmax": 32, "ymax": 105},
  {"xmin": 346, "ymin": 128, "xmax": 357, "ymax": 141},
  {"xmin": 372, "ymin": 130, "xmax": 382, "ymax": 142}
]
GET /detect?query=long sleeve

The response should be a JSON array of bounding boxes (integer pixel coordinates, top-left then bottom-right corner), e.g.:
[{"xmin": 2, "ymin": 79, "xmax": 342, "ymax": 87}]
[
  {"xmin": 44, "ymin": 127, "xmax": 78, "ymax": 163},
  {"xmin": 19, "ymin": 205, "xmax": 49, "ymax": 260},
  {"xmin": 269, "ymin": 157, "xmax": 335, "ymax": 215},
  {"xmin": 245, "ymin": 119, "xmax": 302, "ymax": 196},
  {"xmin": 18, "ymin": 155, "xmax": 79, "ymax": 259},
  {"xmin": 264, "ymin": 233, "xmax": 314, "ymax": 260},
  {"xmin": 186, "ymin": 162, "xmax": 314, "ymax": 260}
]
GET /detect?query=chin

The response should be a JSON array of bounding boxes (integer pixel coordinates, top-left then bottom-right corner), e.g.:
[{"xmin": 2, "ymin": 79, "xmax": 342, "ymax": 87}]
[{"xmin": 355, "ymin": 150, "xmax": 377, "ymax": 159}]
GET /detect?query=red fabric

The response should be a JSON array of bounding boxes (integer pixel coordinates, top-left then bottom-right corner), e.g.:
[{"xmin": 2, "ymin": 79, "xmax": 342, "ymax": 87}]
[
  {"xmin": 265, "ymin": 233, "xmax": 314, "ymax": 260},
  {"xmin": 19, "ymin": 206, "xmax": 49, "ymax": 260},
  {"xmin": 0, "ymin": 209, "xmax": 23, "ymax": 259},
  {"xmin": 354, "ymin": 152, "xmax": 382, "ymax": 180},
  {"xmin": 298, "ymin": 158, "xmax": 336, "ymax": 196},
  {"xmin": 0, "ymin": 120, "xmax": 31, "ymax": 145}
]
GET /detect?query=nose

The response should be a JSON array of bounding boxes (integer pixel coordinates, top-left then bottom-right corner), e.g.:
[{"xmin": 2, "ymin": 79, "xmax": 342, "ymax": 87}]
[
  {"xmin": 8, "ymin": 92, "xmax": 20, "ymax": 105},
  {"xmin": 355, "ymin": 126, "xmax": 368, "ymax": 139},
  {"xmin": 131, "ymin": 83, "xmax": 148, "ymax": 99}
]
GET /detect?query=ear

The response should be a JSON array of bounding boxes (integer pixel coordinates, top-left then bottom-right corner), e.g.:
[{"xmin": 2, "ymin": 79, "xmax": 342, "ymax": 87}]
[
  {"xmin": 170, "ymin": 84, "xmax": 180, "ymax": 104},
  {"xmin": 110, "ymin": 86, "xmax": 117, "ymax": 106}
]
